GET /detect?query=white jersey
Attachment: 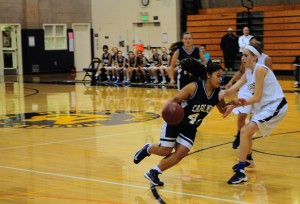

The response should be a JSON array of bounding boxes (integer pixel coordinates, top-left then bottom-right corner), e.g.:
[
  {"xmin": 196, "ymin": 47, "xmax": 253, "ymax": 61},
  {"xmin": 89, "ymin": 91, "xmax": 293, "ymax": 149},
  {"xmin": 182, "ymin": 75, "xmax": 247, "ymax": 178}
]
[
  {"xmin": 258, "ymin": 53, "xmax": 268, "ymax": 64},
  {"xmin": 245, "ymin": 63, "xmax": 284, "ymax": 111},
  {"xmin": 238, "ymin": 35, "xmax": 253, "ymax": 52}
]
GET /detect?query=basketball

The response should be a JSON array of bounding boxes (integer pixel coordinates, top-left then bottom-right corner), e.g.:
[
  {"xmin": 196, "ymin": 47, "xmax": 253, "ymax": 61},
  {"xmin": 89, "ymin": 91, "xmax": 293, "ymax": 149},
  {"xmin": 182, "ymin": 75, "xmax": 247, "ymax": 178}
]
[{"xmin": 161, "ymin": 102, "xmax": 184, "ymax": 125}]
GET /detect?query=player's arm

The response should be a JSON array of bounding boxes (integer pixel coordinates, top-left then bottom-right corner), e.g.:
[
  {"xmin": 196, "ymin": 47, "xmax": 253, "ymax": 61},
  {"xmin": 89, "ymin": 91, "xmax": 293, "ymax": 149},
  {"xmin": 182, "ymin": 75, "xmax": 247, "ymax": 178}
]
[
  {"xmin": 108, "ymin": 54, "xmax": 112, "ymax": 66},
  {"xmin": 265, "ymin": 56, "xmax": 273, "ymax": 71},
  {"xmin": 167, "ymin": 55, "xmax": 171, "ymax": 66},
  {"xmin": 199, "ymin": 50, "xmax": 206, "ymax": 65},
  {"xmin": 225, "ymin": 67, "xmax": 244, "ymax": 89},
  {"xmin": 167, "ymin": 82, "xmax": 196, "ymax": 104},
  {"xmin": 216, "ymin": 99, "xmax": 226, "ymax": 114},
  {"xmin": 169, "ymin": 51, "xmax": 179, "ymax": 84},
  {"xmin": 157, "ymin": 55, "xmax": 162, "ymax": 67},
  {"xmin": 224, "ymin": 73, "xmax": 247, "ymax": 96},
  {"xmin": 243, "ymin": 66, "xmax": 267, "ymax": 106}
]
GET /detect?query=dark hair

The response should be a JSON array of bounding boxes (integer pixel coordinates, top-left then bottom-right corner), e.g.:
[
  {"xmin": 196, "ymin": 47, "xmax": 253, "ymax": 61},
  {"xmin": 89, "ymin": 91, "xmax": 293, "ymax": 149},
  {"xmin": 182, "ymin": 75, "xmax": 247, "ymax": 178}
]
[
  {"xmin": 103, "ymin": 45, "xmax": 108, "ymax": 49},
  {"xmin": 182, "ymin": 31, "xmax": 192, "ymax": 37},
  {"xmin": 169, "ymin": 41, "xmax": 183, "ymax": 52},
  {"xmin": 200, "ymin": 44, "xmax": 206, "ymax": 49},
  {"xmin": 202, "ymin": 63, "xmax": 224, "ymax": 80},
  {"xmin": 128, "ymin": 51, "xmax": 134, "ymax": 54}
]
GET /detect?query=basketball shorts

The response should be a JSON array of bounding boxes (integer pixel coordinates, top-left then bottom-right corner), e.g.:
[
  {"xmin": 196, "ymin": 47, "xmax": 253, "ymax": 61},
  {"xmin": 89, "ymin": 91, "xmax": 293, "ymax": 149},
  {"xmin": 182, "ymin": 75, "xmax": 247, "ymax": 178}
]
[
  {"xmin": 232, "ymin": 84, "xmax": 252, "ymax": 114},
  {"xmin": 251, "ymin": 97, "xmax": 288, "ymax": 137},
  {"xmin": 159, "ymin": 121, "xmax": 197, "ymax": 149}
]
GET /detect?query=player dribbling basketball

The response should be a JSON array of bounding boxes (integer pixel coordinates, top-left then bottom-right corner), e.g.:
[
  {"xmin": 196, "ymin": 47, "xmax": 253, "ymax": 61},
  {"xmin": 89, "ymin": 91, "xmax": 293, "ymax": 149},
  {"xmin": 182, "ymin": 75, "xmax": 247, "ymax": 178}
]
[{"xmin": 133, "ymin": 62, "xmax": 240, "ymax": 186}]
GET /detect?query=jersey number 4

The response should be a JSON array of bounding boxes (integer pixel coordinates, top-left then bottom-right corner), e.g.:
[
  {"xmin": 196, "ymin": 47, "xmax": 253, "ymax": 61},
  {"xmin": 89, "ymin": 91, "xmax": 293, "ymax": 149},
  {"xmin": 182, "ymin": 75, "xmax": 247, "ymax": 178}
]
[{"xmin": 188, "ymin": 113, "xmax": 202, "ymax": 125}]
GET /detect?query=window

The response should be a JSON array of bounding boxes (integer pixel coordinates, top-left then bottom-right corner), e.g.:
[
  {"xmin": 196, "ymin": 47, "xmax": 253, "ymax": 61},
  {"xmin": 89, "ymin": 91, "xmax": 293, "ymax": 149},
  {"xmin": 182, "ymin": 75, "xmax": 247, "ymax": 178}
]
[{"xmin": 43, "ymin": 24, "xmax": 67, "ymax": 50}]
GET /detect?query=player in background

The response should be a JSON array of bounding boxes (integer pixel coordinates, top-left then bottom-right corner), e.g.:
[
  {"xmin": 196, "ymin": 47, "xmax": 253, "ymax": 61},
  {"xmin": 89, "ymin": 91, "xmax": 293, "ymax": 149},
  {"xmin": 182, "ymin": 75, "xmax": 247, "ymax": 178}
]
[
  {"xmin": 124, "ymin": 51, "xmax": 136, "ymax": 83},
  {"xmin": 169, "ymin": 32, "xmax": 206, "ymax": 89},
  {"xmin": 113, "ymin": 50, "xmax": 126, "ymax": 83},
  {"xmin": 159, "ymin": 47, "xmax": 171, "ymax": 84},
  {"xmin": 148, "ymin": 48, "xmax": 162, "ymax": 84}
]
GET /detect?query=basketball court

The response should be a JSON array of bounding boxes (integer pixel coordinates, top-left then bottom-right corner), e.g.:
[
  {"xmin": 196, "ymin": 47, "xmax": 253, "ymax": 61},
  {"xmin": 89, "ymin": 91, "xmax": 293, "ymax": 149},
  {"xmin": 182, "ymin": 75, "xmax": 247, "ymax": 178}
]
[{"xmin": 0, "ymin": 73, "xmax": 299, "ymax": 203}]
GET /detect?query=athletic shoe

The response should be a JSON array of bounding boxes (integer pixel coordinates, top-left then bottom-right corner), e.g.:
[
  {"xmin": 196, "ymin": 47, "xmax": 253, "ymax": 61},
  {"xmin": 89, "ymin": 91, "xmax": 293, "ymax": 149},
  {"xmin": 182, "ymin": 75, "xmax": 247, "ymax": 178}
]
[
  {"xmin": 114, "ymin": 79, "xmax": 120, "ymax": 83},
  {"xmin": 153, "ymin": 80, "xmax": 159, "ymax": 84},
  {"xmin": 133, "ymin": 143, "xmax": 151, "ymax": 164},
  {"xmin": 228, "ymin": 169, "xmax": 248, "ymax": 184},
  {"xmin": 160, "ymin": 80, "xmax": 167, "ymax": 84},
  {"xmin": 144, "ymin": 169, "xmax": 164, "ymax": 186},
  {"xmin": 232, "ymin": 135, "xmax": 240, "ymax": 149},
  {"xmin": 232, "ymin": 160, "xmax": 256, "ymax": 171}
]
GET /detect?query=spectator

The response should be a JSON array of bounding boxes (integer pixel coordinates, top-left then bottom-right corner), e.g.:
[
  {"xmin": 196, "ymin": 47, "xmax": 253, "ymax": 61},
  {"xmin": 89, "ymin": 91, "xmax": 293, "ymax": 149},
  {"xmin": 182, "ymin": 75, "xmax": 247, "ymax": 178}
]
[
  {"xmin": 199, "ymin": 44, "xmax": 211, "ymax": 64},
  {"xmin": 220, "ymin": 28, "xmax": 239, "ymax": 69},
  {"xmin": 238, "ymin": 27, "xmax": 253, "ymax": 53}
]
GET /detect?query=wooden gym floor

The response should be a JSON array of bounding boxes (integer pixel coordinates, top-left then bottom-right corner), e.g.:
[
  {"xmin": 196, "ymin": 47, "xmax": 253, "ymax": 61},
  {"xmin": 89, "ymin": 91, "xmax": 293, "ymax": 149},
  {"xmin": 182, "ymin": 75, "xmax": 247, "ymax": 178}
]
[{"xmin": 0, "ymin": 72, "xmax": 299, "ymax": 204}]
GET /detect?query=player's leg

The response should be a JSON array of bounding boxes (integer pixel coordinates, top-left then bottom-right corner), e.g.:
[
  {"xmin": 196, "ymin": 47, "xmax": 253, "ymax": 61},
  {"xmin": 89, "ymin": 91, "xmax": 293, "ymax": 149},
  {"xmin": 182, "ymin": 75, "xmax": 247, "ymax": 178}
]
[
  {"xmin": 144, "ymin": 125, "xmax": 195, "ymax": 186},
  {"xmin": 159, "ymin": 66, "xmax": 167, "ymax": 84},
  {"xmin": 228, "ymin": 121, "xmax": 258, "ymax": 184},
  {"xmin": 232, "ymin": 113, "xmax": 247, "ymax": 149},
  {"xmin": 152, "ymin": 67, "xmax": 159, "ymax": 84}
]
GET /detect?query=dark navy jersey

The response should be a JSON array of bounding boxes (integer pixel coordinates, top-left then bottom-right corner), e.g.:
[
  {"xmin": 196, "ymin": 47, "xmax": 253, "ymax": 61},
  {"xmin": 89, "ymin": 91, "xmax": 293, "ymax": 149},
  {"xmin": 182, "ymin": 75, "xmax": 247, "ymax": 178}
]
[
  {"xmin": 117, "ymin": 56, "xmax": 125, "ymax": 66},
  {"xmin": 162, "ymin": 53, "xmax": 169, "ymax": 66},
  {"xmin": 179, "ymin": 80, "xmax": 220, "ymax": 129},
  {"xmin": 128, "ymin": 57, "xmax": 136, "ymax": 67},
  {"xmin": 102, "ymin": 53, "xmax": 112, "ymax": 66},
  {"xmin": 136, "ymin": 56, "xmax": 145, "ymax": 66},
  {"xmin": 152, "ymin": 54, "xmax": 160, "ymax": 66},
  {"xmin": 178, "ymin": 46, "xmax": 200, "ymax": 61}
]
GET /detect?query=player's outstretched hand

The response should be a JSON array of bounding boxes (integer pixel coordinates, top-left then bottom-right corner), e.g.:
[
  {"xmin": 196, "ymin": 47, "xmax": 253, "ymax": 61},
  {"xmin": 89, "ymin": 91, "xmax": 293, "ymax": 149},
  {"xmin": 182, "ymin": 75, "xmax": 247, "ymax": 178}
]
[
  {"xmin": 234, "ymin": 98, "xmax": 247, "ymax": 106},
  {"xmin": 222, "ymin": 105, "xmax": 235, "ymax": 118}
]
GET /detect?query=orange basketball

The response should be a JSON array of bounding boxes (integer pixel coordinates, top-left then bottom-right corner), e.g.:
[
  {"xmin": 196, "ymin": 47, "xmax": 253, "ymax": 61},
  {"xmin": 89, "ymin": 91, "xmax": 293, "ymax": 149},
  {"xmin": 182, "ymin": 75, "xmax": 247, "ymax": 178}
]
[{"xmin": 161, "ymin": 102, "xmax": 184, "ymax": 125}]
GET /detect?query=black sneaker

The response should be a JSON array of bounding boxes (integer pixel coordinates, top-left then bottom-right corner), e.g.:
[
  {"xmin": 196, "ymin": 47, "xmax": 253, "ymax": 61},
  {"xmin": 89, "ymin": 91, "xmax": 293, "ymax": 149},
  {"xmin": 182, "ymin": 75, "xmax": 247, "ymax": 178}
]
[
  {"xmin": 232, "ymin": 135, "xmax": 240, "ymax": 149},
  {"xmin": 133, "ymin": 143, "xmax": 151, "ymax": 164},
  {"xmin": 232, "ymin": 160, "xmax": 256, "ymax": 171},
  {"xmin": 144, "ymin": 169, "xmax": 164, "ymax": 186},
  {"xmin": 228, "ymin": 169, "xmax": 248, "ymax": 184}
]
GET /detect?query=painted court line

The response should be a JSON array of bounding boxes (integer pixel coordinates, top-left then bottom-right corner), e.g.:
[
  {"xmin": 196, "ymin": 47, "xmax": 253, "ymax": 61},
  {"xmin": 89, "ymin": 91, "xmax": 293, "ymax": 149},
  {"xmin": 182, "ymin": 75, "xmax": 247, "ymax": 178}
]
[
  {"xmin": 0, "ymin": 165, "xmax": 250, "ymax": 204},
  {"xmin": 0, "ymin": 118, "xmax": 236, "ymax": 152},
  {"xmin": 0, "ymin": 129, "xmax": 160, "ymax": 151}
]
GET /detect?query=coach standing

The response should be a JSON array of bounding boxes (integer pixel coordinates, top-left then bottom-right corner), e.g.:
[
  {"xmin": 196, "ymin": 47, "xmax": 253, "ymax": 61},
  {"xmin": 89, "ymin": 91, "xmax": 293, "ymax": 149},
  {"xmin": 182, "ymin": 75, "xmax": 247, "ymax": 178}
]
[{"xmin": 220, "ymin": 28, "xmax": 239, "ymax": 69}]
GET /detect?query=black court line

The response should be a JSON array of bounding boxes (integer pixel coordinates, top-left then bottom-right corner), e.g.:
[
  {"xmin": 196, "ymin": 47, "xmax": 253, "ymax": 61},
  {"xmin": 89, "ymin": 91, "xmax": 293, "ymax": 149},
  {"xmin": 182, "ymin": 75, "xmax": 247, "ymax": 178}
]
[
  {"xmin": 151, "ymin": 130, "xmax": 300, "ymax": 203},
  {"xmin": 24, "ymin": 88, "xmax": 39, "ymax": 97},
  {"xmin": 188, "ymin": 130, "xmax": 300, "ymax": 158}
]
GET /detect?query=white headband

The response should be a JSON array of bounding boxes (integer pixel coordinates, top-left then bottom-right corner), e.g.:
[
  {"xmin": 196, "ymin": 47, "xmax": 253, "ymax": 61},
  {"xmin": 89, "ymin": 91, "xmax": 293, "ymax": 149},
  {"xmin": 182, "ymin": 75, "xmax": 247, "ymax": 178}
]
[{"xmin": 245, "ymin": 45, "xmax": 261, "ymax": 57}]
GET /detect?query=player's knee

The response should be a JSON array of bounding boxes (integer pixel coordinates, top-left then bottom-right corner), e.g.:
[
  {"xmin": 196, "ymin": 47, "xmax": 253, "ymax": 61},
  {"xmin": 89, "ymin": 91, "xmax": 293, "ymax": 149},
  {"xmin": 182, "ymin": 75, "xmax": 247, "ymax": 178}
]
[
  {"xmin": 173, "ymin": 150, "xmax": 188, "ymax": 161},
  {"xmin": 158, "ymin": 147, "xmax": 173, "ymax": 156}
]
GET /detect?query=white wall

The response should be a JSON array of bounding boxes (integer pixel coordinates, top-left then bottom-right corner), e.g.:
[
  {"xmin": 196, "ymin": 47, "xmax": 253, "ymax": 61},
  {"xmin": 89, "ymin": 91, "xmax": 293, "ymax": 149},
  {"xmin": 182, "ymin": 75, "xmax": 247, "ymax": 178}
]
[{"xmin": 91, "ymin": 0, "xmax": 180, "ymax": 58}]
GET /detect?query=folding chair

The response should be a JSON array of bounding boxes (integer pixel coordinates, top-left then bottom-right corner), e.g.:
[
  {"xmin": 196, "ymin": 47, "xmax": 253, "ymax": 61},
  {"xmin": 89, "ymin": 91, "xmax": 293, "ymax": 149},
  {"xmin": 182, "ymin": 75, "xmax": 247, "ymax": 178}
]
[{"xmin": 82, "ymin": 58, "xmax": 101, "ymax": 81}]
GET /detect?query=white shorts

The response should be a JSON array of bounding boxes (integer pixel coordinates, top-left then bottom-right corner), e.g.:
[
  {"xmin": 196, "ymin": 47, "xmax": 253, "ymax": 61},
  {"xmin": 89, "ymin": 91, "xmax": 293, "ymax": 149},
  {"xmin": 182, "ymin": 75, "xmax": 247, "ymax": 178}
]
[
  {"xmin": 232, "ymin": 84, "xmax": 252, "ymax": 114},
  {"xmin": 251, "ymin": 98, "xmax": 288, "ymax": 137}
]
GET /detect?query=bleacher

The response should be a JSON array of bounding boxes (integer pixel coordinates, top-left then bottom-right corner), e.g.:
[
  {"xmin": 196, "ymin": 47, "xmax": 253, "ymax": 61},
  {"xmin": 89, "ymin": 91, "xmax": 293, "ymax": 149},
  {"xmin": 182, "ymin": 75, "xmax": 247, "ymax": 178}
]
[{"xmin": 187, "ymin": 4, "xmax": 300, "ymax": 71}]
